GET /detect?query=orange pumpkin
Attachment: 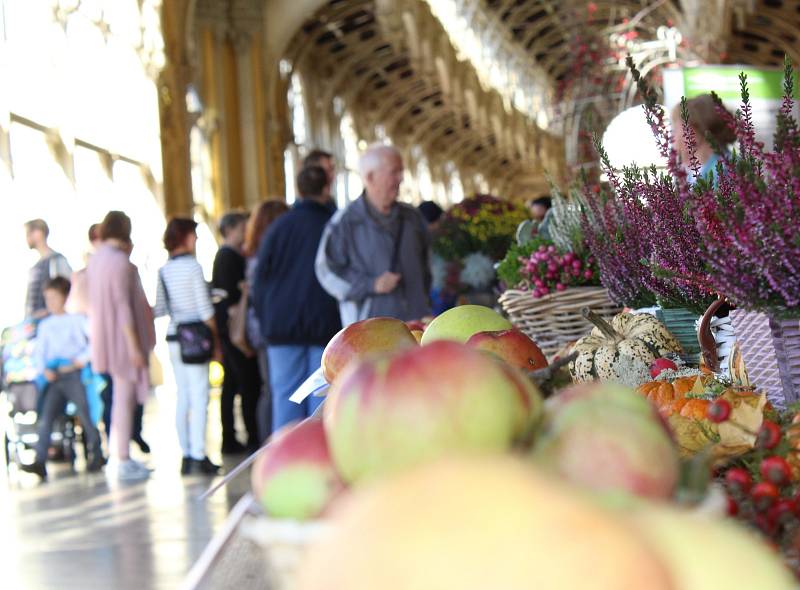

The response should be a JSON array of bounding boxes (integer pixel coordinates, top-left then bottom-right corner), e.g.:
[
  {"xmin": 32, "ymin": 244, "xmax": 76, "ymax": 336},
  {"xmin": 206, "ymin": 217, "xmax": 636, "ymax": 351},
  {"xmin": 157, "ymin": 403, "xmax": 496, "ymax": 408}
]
[
  {"xmin": 678, "ymin": 399, "xmax": 710, "ymax": 421},
  {"xmin": 637, "ymin": 376, "xmax": 705, "ymax": 416},
  {"xmin": 667, "ymin": 398, "xmax": 689, "ymax": 417}
]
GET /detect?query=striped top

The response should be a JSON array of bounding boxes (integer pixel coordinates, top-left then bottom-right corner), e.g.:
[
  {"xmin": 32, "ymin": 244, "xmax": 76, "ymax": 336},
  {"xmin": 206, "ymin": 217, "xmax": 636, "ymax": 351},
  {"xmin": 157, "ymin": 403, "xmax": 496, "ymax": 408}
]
[
  {"xmin": 25, "ymin": 252, "xmax": 72, "ymax": 318},
  {"xmin": 153, "ymin": 254, "xmax": 215, "ymax": 336}
]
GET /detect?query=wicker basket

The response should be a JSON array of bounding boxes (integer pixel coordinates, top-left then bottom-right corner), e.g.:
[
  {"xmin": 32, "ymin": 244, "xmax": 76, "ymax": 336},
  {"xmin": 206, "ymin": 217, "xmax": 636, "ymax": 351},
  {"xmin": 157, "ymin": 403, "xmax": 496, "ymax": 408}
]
[
  {"xmin": 499, "ymin": 287, "xmax": 622, "ymax": 357},
  {"xmin": 239, "ymin": 514, "xmax": 329, "ymax": 590}
]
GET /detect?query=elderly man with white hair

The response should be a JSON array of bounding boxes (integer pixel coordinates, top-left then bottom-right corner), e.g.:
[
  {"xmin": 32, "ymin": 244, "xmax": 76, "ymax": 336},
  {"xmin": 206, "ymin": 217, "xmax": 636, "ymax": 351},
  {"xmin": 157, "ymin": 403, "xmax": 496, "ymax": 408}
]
[{"xmin": 316, "ymin": 144, "xmax": 431, "ymax": 326}]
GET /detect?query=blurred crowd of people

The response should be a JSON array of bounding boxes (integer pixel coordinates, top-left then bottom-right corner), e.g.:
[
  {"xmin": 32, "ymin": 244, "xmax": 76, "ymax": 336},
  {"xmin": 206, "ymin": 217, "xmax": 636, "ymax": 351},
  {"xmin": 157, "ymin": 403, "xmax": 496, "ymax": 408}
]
[{"xmin": 15, "ymin": 144, "xmax": 452, "ymax": 483}]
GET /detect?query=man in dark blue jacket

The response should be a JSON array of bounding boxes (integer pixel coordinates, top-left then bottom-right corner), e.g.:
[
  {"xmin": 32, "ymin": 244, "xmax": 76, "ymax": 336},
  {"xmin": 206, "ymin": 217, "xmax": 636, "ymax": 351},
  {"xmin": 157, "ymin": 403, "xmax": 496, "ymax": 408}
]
[{"xmin": 253, "ymin": 166, "xmax": 342, "ymax": 431}]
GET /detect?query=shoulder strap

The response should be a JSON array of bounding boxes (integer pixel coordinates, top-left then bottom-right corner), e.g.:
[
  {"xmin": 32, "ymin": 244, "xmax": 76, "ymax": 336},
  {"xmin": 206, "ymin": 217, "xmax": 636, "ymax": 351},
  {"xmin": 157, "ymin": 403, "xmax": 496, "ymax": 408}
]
[{"xmin": 390, "ymin": 215, "xmax": 405, "ymax": 273}]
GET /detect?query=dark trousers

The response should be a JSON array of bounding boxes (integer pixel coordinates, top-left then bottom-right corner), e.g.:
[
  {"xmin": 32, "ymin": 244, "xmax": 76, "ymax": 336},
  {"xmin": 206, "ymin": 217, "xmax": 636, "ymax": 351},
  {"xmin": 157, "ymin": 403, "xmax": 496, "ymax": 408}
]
[
  {"xmin": 35, "ymin": 371, "xmax": 101, "ymax": 462},
  {"xmin": 220, "ymin": 338, "xmax": 261, "ymax": 447},
  {"xmin": 256, "ymin": 349, "xmax": 272, "ymax": 443},
  {"xmin": 101, "ymin": 374, "xmax": 144, "ymax": 442}
]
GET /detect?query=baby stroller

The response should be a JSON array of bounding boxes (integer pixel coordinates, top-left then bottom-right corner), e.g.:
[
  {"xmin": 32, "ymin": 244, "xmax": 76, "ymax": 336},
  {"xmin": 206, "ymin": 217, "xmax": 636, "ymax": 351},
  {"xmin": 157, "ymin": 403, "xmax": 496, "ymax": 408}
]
[{"xmin": 1, "ymin": 320, "xmax": 79, "ymax": 475}]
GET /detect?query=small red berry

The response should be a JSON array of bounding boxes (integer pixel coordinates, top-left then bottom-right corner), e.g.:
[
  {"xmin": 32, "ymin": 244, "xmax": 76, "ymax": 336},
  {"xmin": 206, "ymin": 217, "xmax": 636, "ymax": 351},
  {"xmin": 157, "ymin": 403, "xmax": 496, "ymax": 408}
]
[
  {"xmin": 724, "ymin": 467, "xmax": 753, "ymax": 494},
  {"xmin": 649, "ymin": 358, "xmax": 678, "ymax": 379},
  {"xmin": 768, "ymin": 499, "xmax": 796, "ymax": 525},
  {"xmin": 751, "ymin": 481, "xmax": 780, "ymax": 511},
  {"xmin": 760, "ymin": 456, "xmax": 792, "ymax": 487},
  {"xmin": 754, "ymin": 513, "xmax": 778, "ymax": 537},
  {"xmin": 757, "ymin": 421, "xmax": 782, "ymax": 450},
  {"xmin": 727, "ymin": 496, "xmax": 739, "ymax": 516},
  {"xmin": 706, "ymin": 399, "xmax": 732, "ymax": 423}
]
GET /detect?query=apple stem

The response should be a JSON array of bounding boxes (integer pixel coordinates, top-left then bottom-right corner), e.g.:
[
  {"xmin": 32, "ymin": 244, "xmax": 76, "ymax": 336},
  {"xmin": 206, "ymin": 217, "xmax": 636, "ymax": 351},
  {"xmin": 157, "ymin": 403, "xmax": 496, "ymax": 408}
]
[
  {"xmin": 529, "ymin": 351, "xmax": 578, "ymax": 384},
  {"xmin": 581, "ymin": 307, "xmax": 621, "ymax": 342}
]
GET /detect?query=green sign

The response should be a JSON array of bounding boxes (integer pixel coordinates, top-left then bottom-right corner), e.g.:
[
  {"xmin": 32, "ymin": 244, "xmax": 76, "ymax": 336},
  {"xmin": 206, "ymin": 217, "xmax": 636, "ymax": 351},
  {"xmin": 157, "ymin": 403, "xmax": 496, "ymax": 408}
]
[{"xmin": 682, "ymin": 66, "xmax": 799, "ymax": 101}]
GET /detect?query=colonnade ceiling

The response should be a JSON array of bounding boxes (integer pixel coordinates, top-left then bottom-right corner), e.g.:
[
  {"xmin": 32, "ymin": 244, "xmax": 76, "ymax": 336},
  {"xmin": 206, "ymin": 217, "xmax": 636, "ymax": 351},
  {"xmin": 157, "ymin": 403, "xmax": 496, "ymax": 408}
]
[
  {"xmin": 179, "ymin": 0, "xmax": 800, "ymax": 205},
  {"xmin": 475, "ymin": 0, "xmax": 800, "ymax": 169},
  {"xmin": 480, "ymin": 0, "xmax": 683, "ymax": 83},
  {"xmin": 483, "ymin": 0, "xmax": 800, "ymax": 76},
  {"xmin": 283, "ymin": 0, "xmax": 565, "ymax": 198},
  {"xmin": 727, "ymin": 0, "xmax": 800, "ymax": 67}
]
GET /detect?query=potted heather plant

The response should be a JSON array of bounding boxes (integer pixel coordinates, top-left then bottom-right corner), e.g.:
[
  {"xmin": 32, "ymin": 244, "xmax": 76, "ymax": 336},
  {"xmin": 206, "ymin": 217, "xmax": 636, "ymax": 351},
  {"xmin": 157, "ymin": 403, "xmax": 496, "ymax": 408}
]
[
  {"xmin": 690, "ymin": 59, "xmax": 800, "ymax": 405},
  {"xmin": 580, "ymin": 57, "xmax": 721, "ymax": 363},
  {"xmin": 578, "ymin": 179, "xmax": 658, "ymax": 309}
]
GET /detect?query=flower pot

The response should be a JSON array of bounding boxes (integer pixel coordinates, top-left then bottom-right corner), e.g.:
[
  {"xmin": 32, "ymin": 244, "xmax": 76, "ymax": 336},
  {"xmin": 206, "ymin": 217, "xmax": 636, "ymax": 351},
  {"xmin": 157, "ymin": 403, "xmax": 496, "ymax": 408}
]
[
  {"xmin": 768, "ymin": 315, "xmax": 800, "ymax": 405},
  {"xmin": 658, "ymin": 307, "xmax": 701, "ymax": 365},
  {"xmin": 729, "ymin": 309, "xmax": 784, "ymax": 408}
]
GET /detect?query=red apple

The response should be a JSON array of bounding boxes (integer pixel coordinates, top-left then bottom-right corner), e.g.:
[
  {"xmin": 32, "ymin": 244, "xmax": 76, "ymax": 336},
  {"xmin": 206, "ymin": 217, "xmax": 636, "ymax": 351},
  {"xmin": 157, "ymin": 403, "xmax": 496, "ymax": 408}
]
[
  {"xmin": 548, "ymin": 382, "xmax": 658, "ymax": 422},
  {"xmin": 251, "ymin": 418, "xmax": 345, "ymax": 520},
  {"xmin": 323, "ymin": 341, "xmax": 527, "ymax": 483},
  {"xmin": 649, "ymin": 358, "xmax": 678, "ymax": 378},
  {"xmin": 496, "ymin": 362, "xmax": 544, "ymax": 441},
  {"xmin": 405, "ymin": 320, "xmax": 426, "ymax": 332},
  {"xmin": 466, "ymin": 328, "xmax": 548, "ymax": 372},
  {"xmin": 536, "ymin": 384, "xmax": 679, "ymax": 499},
  {"xmin": 321, "ymin": 317, "xmax": 417, "ymax": 384}
]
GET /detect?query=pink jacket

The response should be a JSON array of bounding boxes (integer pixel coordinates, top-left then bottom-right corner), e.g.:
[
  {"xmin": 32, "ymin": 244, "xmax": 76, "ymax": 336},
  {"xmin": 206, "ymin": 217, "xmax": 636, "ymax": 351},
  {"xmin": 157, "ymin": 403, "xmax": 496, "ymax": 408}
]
[{"xmin": 86, "ymin": 243, "xmax": 155, "ymax": 403}]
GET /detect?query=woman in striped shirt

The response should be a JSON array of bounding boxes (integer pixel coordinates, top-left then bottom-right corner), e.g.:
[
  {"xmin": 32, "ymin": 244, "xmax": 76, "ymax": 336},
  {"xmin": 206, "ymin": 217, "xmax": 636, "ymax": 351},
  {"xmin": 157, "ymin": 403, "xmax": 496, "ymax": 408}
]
[{"xmin": 154, "ymin": 218, "xmax": 221, "ymax": 475}]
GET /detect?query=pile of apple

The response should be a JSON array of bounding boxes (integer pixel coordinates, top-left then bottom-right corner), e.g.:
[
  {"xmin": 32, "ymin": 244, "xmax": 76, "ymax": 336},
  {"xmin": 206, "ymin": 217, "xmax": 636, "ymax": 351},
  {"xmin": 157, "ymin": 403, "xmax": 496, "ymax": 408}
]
[{"xmin": 249, "ymin": 305, "xmax": 793, "ymax": 588}]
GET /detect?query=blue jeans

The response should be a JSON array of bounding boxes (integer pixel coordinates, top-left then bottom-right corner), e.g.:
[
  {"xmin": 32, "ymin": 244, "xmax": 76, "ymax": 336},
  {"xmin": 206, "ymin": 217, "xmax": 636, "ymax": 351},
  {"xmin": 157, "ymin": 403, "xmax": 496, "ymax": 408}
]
[{"xmin": 267, "ymin": 345, "xmax": 325, "ymax": 432}]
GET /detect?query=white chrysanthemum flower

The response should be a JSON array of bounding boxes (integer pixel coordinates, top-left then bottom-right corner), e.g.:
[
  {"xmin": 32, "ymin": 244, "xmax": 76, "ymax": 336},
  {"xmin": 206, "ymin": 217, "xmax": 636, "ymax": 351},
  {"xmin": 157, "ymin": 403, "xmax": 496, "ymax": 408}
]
[
  {"xmin": 459, "ymin": 252, "xmax": 496, "ymax": 290},
  {"xmin": 430, "ymin": 253, "xmax": 449, "ymax": 291}
]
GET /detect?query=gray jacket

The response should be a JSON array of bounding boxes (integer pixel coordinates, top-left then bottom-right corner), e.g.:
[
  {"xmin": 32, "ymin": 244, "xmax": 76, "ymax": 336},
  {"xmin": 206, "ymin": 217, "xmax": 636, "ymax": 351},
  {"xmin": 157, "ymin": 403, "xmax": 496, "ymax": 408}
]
[{"xmin": 315, "ymin": 194, "xmax": 431, "ymax": 326}]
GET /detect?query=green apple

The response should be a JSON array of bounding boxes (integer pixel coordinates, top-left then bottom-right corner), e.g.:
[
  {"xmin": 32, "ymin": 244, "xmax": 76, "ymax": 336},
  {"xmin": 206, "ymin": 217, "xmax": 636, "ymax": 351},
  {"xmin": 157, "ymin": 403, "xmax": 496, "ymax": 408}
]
[{"xmin": 420, "ymin": 305, "xmax": 512, "ymax": 345}]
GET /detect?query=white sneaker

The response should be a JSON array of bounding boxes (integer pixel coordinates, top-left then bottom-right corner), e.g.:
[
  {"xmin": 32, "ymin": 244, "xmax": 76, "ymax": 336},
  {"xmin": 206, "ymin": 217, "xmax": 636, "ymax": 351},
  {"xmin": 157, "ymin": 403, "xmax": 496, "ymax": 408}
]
[{"xmin": 113, "ymin": 459, "xmax": 152, "ymax": 481}]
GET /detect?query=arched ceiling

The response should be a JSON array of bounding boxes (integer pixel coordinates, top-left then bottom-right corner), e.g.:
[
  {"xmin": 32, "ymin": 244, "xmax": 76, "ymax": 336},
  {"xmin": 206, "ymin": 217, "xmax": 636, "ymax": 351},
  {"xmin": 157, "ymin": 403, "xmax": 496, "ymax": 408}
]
[
  {"xmin": 481, "ymin": 0, "xmax": 684, "ymax": 83},
  {"xmin": 727, "ymin": 0, "xmax": 800, "ymax": 66},
  {"xmin": 283, "ymin": 0, "xmax": 564, "ymax": 198},
  {"xmin": 185, "ymin": 0, "xmax": 800, "ymax": 200}
]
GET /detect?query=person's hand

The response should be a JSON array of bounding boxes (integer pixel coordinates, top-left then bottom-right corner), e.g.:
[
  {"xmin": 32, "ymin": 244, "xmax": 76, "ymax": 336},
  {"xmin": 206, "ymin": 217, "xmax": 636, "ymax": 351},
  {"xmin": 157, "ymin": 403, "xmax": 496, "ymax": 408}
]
[
  {"xmin": 44, "ymin": 369, "xmax": 57, "ymax": 383},
  {"xmin": 374, "ymin": 271, "xmax": 401, "ymax": 294},
  {"xmin": 130, "ymin": 349, "xmax": 146, "ymax": 370},
  {"xmin": 73, "ymin": 359, "xmax": 86, "ymax": 370},
  {"xmin": 213, "ymin": 344, "xmax": 223, "ymax": 364}
]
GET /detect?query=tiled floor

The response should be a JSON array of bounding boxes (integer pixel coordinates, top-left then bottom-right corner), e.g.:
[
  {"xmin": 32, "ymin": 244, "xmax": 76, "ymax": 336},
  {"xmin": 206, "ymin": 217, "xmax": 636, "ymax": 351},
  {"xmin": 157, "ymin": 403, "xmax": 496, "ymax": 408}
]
[{"xmin": 0, "ymin": 389, "xmax": 253, "ymax": 590}]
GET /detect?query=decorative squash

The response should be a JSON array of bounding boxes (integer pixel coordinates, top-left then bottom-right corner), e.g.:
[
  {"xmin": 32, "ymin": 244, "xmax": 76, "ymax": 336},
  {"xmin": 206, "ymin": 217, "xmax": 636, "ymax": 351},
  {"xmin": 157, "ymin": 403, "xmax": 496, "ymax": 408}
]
[
  {"xmin": 678, "ymin": 399, "xmax": 710, "ymax": 421},
  {"xmin": 570, "ymin": 308, "xmax": 683, "ymax": 382},
  {"xmin": 638, "ymin": 376, "xmax": 699, "ymax": 402},
  {"xmin": 637, "ymin": 375, "xmax": 712, "ymax": 416}
]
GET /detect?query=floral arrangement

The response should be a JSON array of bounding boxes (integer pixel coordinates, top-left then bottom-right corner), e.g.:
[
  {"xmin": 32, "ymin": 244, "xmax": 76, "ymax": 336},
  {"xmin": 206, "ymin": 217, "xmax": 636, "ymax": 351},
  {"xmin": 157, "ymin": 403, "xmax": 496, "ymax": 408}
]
[
  {"xmin": 431, "ymin": 194, "xmax": 528, "ymax": 293},
  {"xmin": 432, "ymin": 195, "xmax": 529, "ymax": 263},
  {"xmin": 692, "ymin": 60, "xmax": 800, "ymax": 315},
  {"xmin": 497, "ymin": 234, "xmax": 600, "ymax": 298}
]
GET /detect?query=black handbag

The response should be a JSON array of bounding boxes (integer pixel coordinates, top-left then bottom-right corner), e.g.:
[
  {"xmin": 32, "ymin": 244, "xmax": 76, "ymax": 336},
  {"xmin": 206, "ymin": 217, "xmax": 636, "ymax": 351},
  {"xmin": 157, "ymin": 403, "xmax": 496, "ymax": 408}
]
[{"xmin": 160, "ymin": 270, "xmax": 214, "ymax": 365}]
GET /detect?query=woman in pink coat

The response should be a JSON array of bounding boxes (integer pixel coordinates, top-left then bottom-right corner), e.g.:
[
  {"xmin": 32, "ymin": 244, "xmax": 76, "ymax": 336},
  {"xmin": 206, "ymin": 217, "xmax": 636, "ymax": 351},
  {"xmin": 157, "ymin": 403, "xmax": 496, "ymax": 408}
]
[{"xmin": 87, "ymin": 211, "xmax": 155, "ymax": 481}]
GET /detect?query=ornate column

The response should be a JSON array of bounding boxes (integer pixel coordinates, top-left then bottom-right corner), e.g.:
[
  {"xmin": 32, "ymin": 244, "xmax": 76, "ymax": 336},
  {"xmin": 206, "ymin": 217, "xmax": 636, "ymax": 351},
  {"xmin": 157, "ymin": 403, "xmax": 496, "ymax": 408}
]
[{"xmin": 158, "ymin": 0, "xmax": 194, "ymax": 217}]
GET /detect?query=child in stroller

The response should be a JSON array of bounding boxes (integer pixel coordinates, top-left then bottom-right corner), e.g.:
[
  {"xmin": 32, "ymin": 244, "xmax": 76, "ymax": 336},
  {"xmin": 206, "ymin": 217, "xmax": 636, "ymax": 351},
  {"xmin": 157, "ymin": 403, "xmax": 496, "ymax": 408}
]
[{"xmin": 20, "ymin": 277, "xmax": 104, "ymax": 479}]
